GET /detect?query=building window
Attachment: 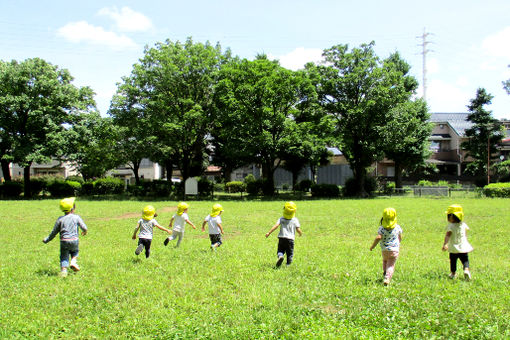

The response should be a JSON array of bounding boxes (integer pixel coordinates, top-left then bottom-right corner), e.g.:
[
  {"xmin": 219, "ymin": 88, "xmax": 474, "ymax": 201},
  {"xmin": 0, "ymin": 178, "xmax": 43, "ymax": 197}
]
[{"xmin": 430, "ymin": 141, "xmax": 440, "ymax": 153}]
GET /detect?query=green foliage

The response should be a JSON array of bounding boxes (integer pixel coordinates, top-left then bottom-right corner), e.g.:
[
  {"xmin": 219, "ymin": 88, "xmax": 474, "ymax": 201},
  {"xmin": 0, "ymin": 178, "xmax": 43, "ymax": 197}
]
[
  {"xmin": 225, "ymin": 181, "xmax": 246, "ymax": 193},
  {"xmin": 483, "ymin": 182, "xmax": 510, "ymax": 197},
  {"xmin": 29, "ymin": 178, "xmax": 49, "ymax": 197},
  {"xmin": 243, "ymin": 174, "xmax": 256, "ymax": 184},
  {"xmin": 47, "ymin": 179, "xmax": 81, "ymax": 197},
  {"xmin": 127, "ymin": 180, "xmax": 172, "ymax": 197},
  {"xmin": 295, "ymin": 179, "xmax": 312, "ymax": 192},
  {"xmin": 0, "ymin": 181, "xmax": 23, "ymax": 198},
  {"xmin": 93, "ymin": 177, "xmax": 124, "ymax": 195},
  {"xmin": 65, "ymin": 175, "xmax": 85, "ymax": 184},
  {"xmin": 81, "ymin": 181, "xmax": 95, "ymax": 196},
  {"xmin": 310, "ymin": 183, "xmax": 340, "ymax": 197},
  {"xmin": 343, "ymin": 176, "xmax": 377, "ymax": 197},
  {"xmin": 198, "ymin": 177, "xmax": 214, "ymax": 197},
  {"xmin": 246, "ymin": 178, "xmax": 264, "ymax": 196}
]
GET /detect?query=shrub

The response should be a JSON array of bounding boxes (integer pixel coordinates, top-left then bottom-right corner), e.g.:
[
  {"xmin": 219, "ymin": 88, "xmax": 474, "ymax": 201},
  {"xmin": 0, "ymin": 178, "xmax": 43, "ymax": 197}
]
[
  {"xmin": 198, "ymin": 177, "xmax": 214, "ymax": 197},
  {"xmin": 65, "ymin": 175, "xmax": 85, "ymax": 184},
  {"xmin": 0, "ymin": 181, "xmax": 23, "ymax": 198},
  {"xmin": 30, "ymin": 178, "xmax": 49, "ymax": 197},
  {"xmin": 243, "ymin": 174, "xmax": 256, "ymax": 184},
  {"xmin": 225, "ymin": 181, "xmax": 246, "ymax": 193},
  {"xmin": 81, "ymin": 181, "xmax": 95, "ymax": 196},
  {"xmin": 47, "ymin": 179, "xmax": 81, "ymax": 197},
  {"xmin": 483, "ymin": 183, "xmax": 510, "ymax": 198},
  {"xmin": 295, "ymin": 179, "xmax": 312, "ymax": 192},
  {"xmin": 343, "ymin": 176, "xmax": 377, "ymax": 197},
  {"xmin": 214, "ymin": 182, "xmax": 224, "ymax": 193},
  {"xmin": 246, "ymin": 179, "xmax": 263, "ymax": 196},
  {"xmin": 311, "ymin": 183, "xmax": 340, "ymax": 197},
  {"xmin": 93, "ymin": 177, "xmax": 124, "ymax": 195}
]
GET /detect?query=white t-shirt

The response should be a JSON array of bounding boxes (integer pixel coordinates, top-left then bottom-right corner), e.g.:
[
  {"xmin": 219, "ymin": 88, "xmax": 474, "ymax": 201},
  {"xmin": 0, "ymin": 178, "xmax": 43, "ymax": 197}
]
[
  {"xmin": 446, "ymin": 222, "xmax": 473, "ymax": 253},
  {"xmin": 204, "ymin": 215, "xmax": 222, "ymax": 235},
  {"xmin": 137, "ymin": 218, "xmax": 160, "ymax": 240},
  {"xmin": 172, "ymin": 213, "xmax": 189, "ymax": 232},
  {"xmin": 377, "ymin": 225, "xmax": 402, "ymax": 251},
  {"xmin": 277, "ymin": 217, "xmax": 300, "ymax": 240}
]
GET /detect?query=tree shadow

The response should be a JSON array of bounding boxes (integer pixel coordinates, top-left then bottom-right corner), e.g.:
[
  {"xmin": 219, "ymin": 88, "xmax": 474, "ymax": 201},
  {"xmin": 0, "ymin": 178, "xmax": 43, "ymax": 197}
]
[{"xmin": 35, "ymin": 268, "xmax": 58, "ymax": 277}]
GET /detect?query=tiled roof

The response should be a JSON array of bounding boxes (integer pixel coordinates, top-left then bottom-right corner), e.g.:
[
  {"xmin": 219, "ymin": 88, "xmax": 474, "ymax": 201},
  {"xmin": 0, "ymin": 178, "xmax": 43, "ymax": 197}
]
[{"xmin": 430, "ymin": 112, "xmax": 473, "ymax": 136}]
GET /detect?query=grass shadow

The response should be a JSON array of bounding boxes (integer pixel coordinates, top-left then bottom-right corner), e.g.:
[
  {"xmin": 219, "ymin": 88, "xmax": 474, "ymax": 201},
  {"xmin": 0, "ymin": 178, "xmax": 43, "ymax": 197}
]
[{"xmin": 35, "ymin": 268, "xmax": 58, "ymax": 277}]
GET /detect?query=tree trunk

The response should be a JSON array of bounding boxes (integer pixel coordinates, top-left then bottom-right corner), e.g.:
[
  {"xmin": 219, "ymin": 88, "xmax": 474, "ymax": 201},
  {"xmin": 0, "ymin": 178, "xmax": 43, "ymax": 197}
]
[
  {"xmin": 131, "ymin": 160, "xmax": 141, "ymax": 185},
  {"xmin": 353, "ymin": 162, "xmax": 367, "ymax": 197},
  {"xmin": 261, "ymin": 160, "xmax": 275, "ymax": 196},
  {"xmin": 1, "ymin": 159, "xmax": 11, "ymax": 181},
  {"xmin": 23, "ymin": 165, "xmax": 32, "ymax": 198}
]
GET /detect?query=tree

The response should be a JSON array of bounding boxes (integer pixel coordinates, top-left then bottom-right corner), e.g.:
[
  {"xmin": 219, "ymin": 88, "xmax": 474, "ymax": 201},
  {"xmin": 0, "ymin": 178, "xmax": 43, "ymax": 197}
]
[
  {"xmin": 461, "ymin": 88, "xmax": 503, "ymax": 182},
  {"xmin": 213, "ymin": 55, "xmax": 314, "ymax": 194},
  {"xmin": 0, "ymin": 58, "xmax": 95, "ymax": 197},
  {"xmin": 110, "ymin": 38, "xmax": 230, "ymax": 183},
  {"xmin": 62, "ymin": 114, "xmax": 121, "ymax": 180},
  {"xmin": 317, "ymin": 43, "xmax": 418, "ymax": 196},
  {"xmin": 382, "ymin": 99, "xmax": 432, "ymax": 188}
]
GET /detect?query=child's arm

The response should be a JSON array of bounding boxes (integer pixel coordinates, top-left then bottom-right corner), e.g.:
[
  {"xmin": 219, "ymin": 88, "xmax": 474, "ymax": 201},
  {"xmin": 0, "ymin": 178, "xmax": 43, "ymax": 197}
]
[
  {"xmin": 442, "ymin": 231, "xmax": 452, "ymax": 251},
  {"xmin": 217, "ymin": 222, "xmax": 224, "ymax": 235},
  {"xmin": 43, "ymin": 221, "xmax": 60, "ymax": 243},
  {"xmin": 296, "ymin": 227, "xmax": 303, "ymax": 237},
  {"xmin": 265, "ymin": 222, "xmax": 280, "ymax": 238},
  {"xmin": 201, "ymin": 220, "xmax": 207, "ymax": 232},
  {"xmin": 132, "ymin": 223, "xmax": 140, "ymax": 240},
  {"xmin": 186, "ymin": 219, "xmax": 197, "ymax": 229},
  {"xmin": 155, "ymin": 224, "xmax": 172, "ymax": 234},
  {"xmin": 168, "ymin": 217, "xmax": 175, "ymax": 229},
  {"xmin": 370, "ymin": 235, "xmax": 382, "ymax": 251}
]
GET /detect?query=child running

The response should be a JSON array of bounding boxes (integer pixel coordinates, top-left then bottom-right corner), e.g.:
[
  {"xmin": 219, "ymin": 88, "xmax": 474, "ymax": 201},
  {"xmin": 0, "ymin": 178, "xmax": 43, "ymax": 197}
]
[
  {"xmin": 265, "ymin": 202, "xmax": 302, "ymax": 267},
  {"xmin": 132, "ymin": 205, "xmax": 171, "ymax": 258},
  {"xmin": 370, "ymin": 207, "xmax": 403, "ymax": 285},
  {"xmin": 43, "ymin": 197, "xmax": 88, "ymax": 277},
  {"xmin": 202, "ymin": 204, "xmax": 225, "ymax": 250},
  {"xmin": 442, "ymin": 204, "xmax": 473, "ymax": 280},
  {"xmin": 164, "ymin": 202, "xmax": 196, "ymax": 247}
]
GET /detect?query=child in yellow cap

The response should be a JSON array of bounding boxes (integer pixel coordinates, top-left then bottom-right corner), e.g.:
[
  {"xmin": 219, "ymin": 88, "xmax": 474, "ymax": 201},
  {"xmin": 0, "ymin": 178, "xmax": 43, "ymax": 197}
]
[
  {"xmin": 442, "ymin": 204, "xmax": 473, "ymax": 280},
  {"xmin": 164, "ymin": 202, "xmax": 196, "ymax": 247},
  {"xmin": 265, "ymin": 202, "xmax": 303, "ymax": 267},
  {"xmin": 132, "ymin": 205, "xmax": 171, "ymax": 258},
  {"xmin": 370, "ymin": 208, "xmax": 403, "ymax": 285},
  {"xmin": 202, "ymin": 204, "xmax": 225, "ymax": 250},
  {"xmin": 43, "ymin": 197, "xmax": 88, "ymax": 277}
]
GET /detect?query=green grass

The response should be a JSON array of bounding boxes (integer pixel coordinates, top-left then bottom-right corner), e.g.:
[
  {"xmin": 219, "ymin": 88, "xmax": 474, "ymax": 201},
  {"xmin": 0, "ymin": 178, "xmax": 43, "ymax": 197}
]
[{"xmin": 1, "ymin": 198, "xmax": 509, "ymax": 339}]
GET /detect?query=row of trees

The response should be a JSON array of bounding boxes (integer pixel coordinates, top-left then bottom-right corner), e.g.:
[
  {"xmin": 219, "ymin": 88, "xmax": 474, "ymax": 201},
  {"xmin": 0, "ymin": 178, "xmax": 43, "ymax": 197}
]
[{"xmin": 1, "ymin": 38, "xmax": 505, "ymax": 198}]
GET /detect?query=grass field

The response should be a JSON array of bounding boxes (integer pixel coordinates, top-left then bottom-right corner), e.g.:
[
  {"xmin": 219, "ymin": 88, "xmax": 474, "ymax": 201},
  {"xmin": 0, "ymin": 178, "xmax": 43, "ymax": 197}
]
[{"xmin": 1, "ymin": 198, "xmax": 509, "ymax": 339}]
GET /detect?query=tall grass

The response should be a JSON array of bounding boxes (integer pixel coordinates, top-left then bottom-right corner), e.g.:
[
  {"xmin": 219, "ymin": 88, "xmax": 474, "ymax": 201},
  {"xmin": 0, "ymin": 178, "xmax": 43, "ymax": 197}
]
[{"xmin": 0, "ymin": 198, "xmax": 509, "ymax": 339}]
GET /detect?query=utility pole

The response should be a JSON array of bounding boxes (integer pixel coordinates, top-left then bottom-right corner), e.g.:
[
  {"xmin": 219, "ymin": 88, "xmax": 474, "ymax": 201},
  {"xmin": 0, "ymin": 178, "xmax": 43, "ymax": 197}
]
[{"xmin": 417, "ymin": 28, "xmax": 433, "ymax": 102}]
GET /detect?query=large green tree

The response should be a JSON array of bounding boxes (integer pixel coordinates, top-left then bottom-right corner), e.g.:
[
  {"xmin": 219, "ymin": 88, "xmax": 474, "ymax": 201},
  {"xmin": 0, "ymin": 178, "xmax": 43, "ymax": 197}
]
[
  {"xmin": 461, "ymin": 88, "xmax": 503, "ymax": 182},
  {"xmin": 0, "ymin": 58, "xmax": 95, "ymax": 196},
  {"xmin": 110, "ymin": 38, "xmax": 230, "ymax": 183},
  {"xmin": 316, "ymin": 42, "xmax": 418, "ymax": 196},
  {"xmin": 62, "ymin": 114, "xmax": 121, "ymax": 180},
  {"xmin": 382, "ymin": 99, "xmax": 432, "ymax": 188},
  {"xmin": 213, "ymin": 55, "xmax": 317, "ymax": 194}
]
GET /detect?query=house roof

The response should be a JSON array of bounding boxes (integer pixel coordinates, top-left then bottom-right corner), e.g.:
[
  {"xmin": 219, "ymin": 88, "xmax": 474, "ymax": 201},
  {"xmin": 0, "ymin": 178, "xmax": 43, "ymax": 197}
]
[
  {"xmin": 430, "ymin": 112, "xmax": 473, "ymax": 137},
  {"xmin": 326, "ymin": 147, "xmax": 342, "ymax": 156}
]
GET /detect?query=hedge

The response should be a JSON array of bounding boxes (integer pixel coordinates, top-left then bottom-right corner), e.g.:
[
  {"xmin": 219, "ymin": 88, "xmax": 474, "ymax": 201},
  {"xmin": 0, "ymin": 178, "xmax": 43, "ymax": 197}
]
[
  {"xmin": 311, "ymin": 183, "xmax": 340, "ymax": 197},
  {"xmin": 483, "ymin": 183, "xmax": 510, "ymax": 198},
  {"xmin": 225, "ymin": 181, "xmax": 246, "ymax": 193}
]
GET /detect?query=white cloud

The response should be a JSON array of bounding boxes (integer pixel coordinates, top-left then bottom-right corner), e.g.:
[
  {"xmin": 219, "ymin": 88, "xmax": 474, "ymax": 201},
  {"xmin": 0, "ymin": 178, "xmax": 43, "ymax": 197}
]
[
  {"xmin": 269, "ymin": 47, "xmax": 323, "ymax": 71},
  {"xmin": 456, "ymin": 76, "xmax": 470, "ymax": 87},
  {"xmin": 56, "ymin": 21, "xmax": 137, "ymax": 50},
  {"xmin": 98, "ymin": 6, "xmax": 153, "ymax": 32},
  {"xmin": 426, "ymin": 79, "xmax": 471, "ymax": 112},
  {"xmin": 482, "ymin": 26, "xmax": 510, "ymax": 58}
]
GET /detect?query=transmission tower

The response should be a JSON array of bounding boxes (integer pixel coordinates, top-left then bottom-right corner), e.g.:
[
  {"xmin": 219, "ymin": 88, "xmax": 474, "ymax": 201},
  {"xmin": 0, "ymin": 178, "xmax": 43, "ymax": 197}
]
[{"xmin": 417, "ymin": 28, "xmax": 433, "ymax": 102}]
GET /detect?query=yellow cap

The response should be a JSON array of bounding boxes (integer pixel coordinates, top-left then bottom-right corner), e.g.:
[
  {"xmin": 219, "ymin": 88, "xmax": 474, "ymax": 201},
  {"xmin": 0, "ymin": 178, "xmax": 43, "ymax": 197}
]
[
  {"xmin": 382, "ymin": 207, "xmax": 397, "ymax": 229},
  {"xmin": 446, "ymin": 204, "xmax": 464, "ymax": 221},
  {"xmin": 210, "ymin": 203, "xmax": 224, "ymax": 217},
  {"xmin": 177, "ymin": 202, "xmax": 189, "ymax": 216},
  {"xmin": 142, "ymin": 205, "xmax": 156, "ymax": 220},
  {"xmin": 60, "ymin": 197, "xmax": 76, "ymax": 212},
  {"xmin": 283, "ymin": 201, "xmax": 297, "ymax": 219}
]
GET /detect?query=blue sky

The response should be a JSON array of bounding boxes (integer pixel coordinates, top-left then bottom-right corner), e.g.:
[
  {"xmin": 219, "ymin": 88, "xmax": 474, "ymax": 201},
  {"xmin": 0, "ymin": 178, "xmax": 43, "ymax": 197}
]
[{"xmin": 2, "ymin": 0, "xmax": 510, "ymax": 118}]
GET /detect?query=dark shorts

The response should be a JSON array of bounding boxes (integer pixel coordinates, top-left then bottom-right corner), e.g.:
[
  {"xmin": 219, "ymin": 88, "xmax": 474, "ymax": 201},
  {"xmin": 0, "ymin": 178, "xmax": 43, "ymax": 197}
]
[
  {"xmin": 209, "ymin": 234, "xmax": 222, "ymax": 247},
  {"xmin": 277, "ymin": 237, "xmax": 295, "ymax": 265}
]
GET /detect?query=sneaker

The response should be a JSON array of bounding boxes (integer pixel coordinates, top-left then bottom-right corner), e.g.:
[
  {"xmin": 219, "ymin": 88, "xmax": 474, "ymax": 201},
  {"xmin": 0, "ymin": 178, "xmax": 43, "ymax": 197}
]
[
  {"xmin": 383, "ymin": 278, "xmax": 390, "ymax": 286},
  {"xmin": 70, "ymin": 263, "xmax": 80, "ymax": 272},
  {"xmin": 60, "ymin": 269, "xmax": 68, "ymax": 278},
  {"xmin": 276, "ymin": 256, "xmax": 284, "ymax": 268},
  {"xmin": 449, "ymin": 273, "xmax": 456, "ymax": 279},
  {"xmin": 164, "ymin": 237, "xmax": 170, "ymax": 246},
  {"xmin": 135, "ymin": 244, "xmax": 144, "ymax": 255},
  {"xmin": 464, "ymin": 269, "xmax": 471, "ymax": 281}
]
